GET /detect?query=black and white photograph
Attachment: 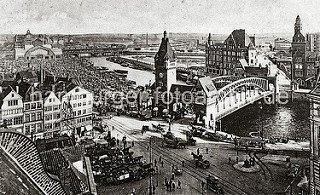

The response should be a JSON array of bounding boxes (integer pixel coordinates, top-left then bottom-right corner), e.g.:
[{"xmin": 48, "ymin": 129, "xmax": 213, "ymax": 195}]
[{"xmin": 0, "ymin": 0, "xmax": 318, "ymax": 194}]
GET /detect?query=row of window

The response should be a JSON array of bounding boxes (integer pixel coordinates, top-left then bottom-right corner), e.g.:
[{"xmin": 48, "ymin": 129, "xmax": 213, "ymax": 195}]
[
  {"xmin": 68, "ymin": 93, "xmax": 87, "ymax": 100},
  {"xmin": 8, "ymin": 100, "xmax": 19, "ymax": 106},
  {"xmin": 76, "ymin": 116, "xmax": 92, "ymax": 124},
  {"xmin": 25, "ymin": 123, "xmax": 43, "ymax": 135},
  {"xmin": 2, "ymin": 108, "xmax": 23, "ymax": 116},
  {"xmin": 44, "ymin": 122, "xmax": 60, "ymax": 130},
  {"xmin": 4, "ymin": 116, "xmax": 23, "ymax": 126},
  {"xmin": 44, "ymin": 105, "xmax": 61, "ymax": 111},
  {"xmin": 44, "ymin": 113, "xmax": 60, "ymax": 121},
  {"xmin": 72, "ymin": 101, "xmax": 90, "ymax": 108},
  {"xmin": 25, "ymin": 102, "xmax": 42, "ymax": 110},
  {"xmin": 72, "ymin": 108, "xmax": 91, "ymax": 117},
  {"xmin": 25, "ymin": 112, "xmax": 42, "ymax": 122},
  {"xmin": 26, "ymin": 56, "xmax": 54, "ymax": 60}
]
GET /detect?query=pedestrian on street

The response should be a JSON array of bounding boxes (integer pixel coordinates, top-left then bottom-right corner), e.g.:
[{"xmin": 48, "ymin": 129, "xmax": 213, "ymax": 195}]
[
  {"xmin": 197, "ymin": 148, "xmax": 200, "ymax": 155},
  {"xmin": 154, "ymin": 159, "xmax": 157, "ymax": 167},
  {"xmin": 236, "ymin": 156, "xmax": 239, "ymax": 163},
  {"xmin": 161, "ymin": 160, "xmax": 164, "ymax": 167},
  {"xmin": 172, "ymin": 181, "xmax": 176, "ymax": 191},
  {"xmin": 131, "ymin": 188, "xmax": 136, "ymax": 195},
  {"xmin": 228, "ymin": 157, "xmax": 232, "ymax": 164},
  {"xmin": 182, "ymin": 160, "xmax": 185, "ymax": 167},
  {"xmin": 178, "ymin": 180, "xmax": 181, "ymax": 189},
  {"xmin": 206, "ymin": 147, "xmax": 208, "ymax": 154}
]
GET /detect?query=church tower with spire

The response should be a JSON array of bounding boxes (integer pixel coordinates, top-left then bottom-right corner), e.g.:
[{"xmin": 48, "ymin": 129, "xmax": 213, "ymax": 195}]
[
  {"xmin": 292, "ymin": 15, "xmax": 307, "ymax": 86},
  {"xmin": 154, "ymin": 31, "xmax": 177, "ymax": 97}
]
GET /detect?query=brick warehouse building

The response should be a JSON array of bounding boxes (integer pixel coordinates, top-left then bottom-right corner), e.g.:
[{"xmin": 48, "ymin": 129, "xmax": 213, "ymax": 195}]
[
  {"xmin": 291, "ymin": 15, "xmax": 320, "ymax": 88},
  {"xmin": 205, "ymin": 29, "xmax": 256, "ymax": 77}
]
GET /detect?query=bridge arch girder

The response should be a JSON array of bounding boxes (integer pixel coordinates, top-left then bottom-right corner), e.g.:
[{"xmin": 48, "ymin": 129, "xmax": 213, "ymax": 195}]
[{"xmin": 216, "ymin": 77, "xmax": 270, "ymax": 102}]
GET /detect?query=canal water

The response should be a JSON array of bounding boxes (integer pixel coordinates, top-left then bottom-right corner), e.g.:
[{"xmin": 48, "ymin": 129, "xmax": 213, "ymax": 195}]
[
  {"xmin": 89, "ymin": 57, "xmax": 310, "ymax": 140},
  {"xmin": 89, "ymin": 57, "xmax": 185, "ymax": 86},
  {"xmin": 89, "ymin": 57, "xmax": 155, "ymax": 86},
  {"xmin": 221, "ymin": 101, "xmax": 310, "ymax": 140}
]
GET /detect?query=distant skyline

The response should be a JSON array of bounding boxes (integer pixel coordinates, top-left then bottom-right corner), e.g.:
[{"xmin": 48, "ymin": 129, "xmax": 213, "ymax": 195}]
[{"xmin": 1, "ymin": 0, "xmax": 319, "ymax": 35}]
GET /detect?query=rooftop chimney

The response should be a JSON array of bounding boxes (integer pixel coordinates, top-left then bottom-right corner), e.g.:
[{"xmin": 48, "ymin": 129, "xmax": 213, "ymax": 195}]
[{"xmin": 16, "ymin": 86, "xmax": 19, "ymax": 94}]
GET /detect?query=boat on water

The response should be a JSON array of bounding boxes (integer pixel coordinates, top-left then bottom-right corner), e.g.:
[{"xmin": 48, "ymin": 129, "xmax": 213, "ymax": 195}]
[
  {"xmin": 128, "ymin": 80, "xmax": 137, "ymax": 85},
  {"xmin": 96, "ymin": 66, "xmax": 109, "ymax": 71},
  {"xmin": 114, "ymin": 69, "xmax": 129, "ymax": 74},
  {"xmin": 136, "ymin": 66, "xmax": 145, "ymax": 70},
  {"xmin": 249, "ymin": 131, "xmax": 261, "ymax": 138},
  {"xmin": 120, "ymin": 62, "xmax": 129, "ymax": 67}
]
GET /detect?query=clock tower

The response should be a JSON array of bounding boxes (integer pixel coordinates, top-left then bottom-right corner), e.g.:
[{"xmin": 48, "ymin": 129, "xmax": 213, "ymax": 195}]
[
  {"xmin": 291, "ymin": 15, "xmax": 307, "ymax": 86},
  {"xmin": 154, "ymin": 31, "xmax": 177, "ymax": 107}
]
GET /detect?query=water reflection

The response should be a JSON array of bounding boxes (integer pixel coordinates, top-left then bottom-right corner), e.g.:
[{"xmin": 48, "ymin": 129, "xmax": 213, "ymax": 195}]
[{"xmin": 222, "ymin": 101, "xmax": 310, "ymax": 140}]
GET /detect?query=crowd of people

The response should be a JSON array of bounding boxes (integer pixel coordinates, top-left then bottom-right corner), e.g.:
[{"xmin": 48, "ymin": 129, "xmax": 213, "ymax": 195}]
[
  {"xmin": 0, "ymin": 57, "xmax": 134, "ymax": 99},
  {"xmin": 0, "ymin": 59, "xmax": 31, "ymax": 80}
]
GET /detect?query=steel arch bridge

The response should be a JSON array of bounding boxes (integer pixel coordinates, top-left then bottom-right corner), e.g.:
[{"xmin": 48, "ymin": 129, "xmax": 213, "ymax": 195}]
[
  {"xmin": 216, "ymin": 77, "xmax": 269, "ymax": 102},
  {"xmin": 196, "ymin": 76, "xmax": 275, "ymax": 130}
]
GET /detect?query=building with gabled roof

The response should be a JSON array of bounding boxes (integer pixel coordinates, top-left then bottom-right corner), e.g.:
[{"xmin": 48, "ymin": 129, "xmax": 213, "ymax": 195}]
[
  {"xmin": 0, "ymin": 86, "xmax": 24, "ymax": 131},
  {"xmin": 60, "ymin": 84, "xmax": 93, "ymax": 138},
  {"xmin": 206, "ymin": 29, "xmax": 255, "ymax": 76},
  {"xmin": 191, "ymin": 76, "xmax": 218, "ymax": 128}
]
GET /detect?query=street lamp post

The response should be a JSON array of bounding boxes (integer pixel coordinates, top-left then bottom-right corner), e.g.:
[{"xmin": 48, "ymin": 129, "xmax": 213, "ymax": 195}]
[
  {"xmin": 259, "ymin": 102, "xmax": 264, "ymax": 149},
  {"xmin": 149, "ymin": 136, "xmax": 153, "ymax": 195}
]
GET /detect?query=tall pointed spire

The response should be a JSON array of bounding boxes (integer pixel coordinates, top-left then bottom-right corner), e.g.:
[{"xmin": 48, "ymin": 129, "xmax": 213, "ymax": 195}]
[
  {"xmin": 295, "ymin": 15, "xmax": 302, "ymax": 34},
  {"xmin": 164, "ymin": 31, "xmax": 167, "ymax": 39},
  {"xmin": 293, "ymin": 15, "xmax": 305, "ymax": 43},
  {"xmin": 155, "ymin": 31, "xmax": 175, "ymax": 62}
]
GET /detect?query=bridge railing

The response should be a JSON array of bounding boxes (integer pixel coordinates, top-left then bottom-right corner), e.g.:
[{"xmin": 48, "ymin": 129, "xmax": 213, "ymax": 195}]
[
  {"xmin": 216, "ymin": 77, "xmax": 270, "ymax": 102},
  {"xmin": 215, "ymin": 91, "xmax": 273, "ymax": 120}
]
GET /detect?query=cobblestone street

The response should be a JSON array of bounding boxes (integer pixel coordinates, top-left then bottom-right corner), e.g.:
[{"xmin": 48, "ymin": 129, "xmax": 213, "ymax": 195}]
[{"xmin": 93, "ymin": 116, "xmax": 309, "ymax": 194}]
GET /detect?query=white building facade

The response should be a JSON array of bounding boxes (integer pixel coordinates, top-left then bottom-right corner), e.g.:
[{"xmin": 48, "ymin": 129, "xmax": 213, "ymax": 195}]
[
  {"xmin": 61, "ymin": 86, "xmax": 93, "ymax": 136},
  {"xmin": 0, "ymin": 87, "xmax": 24, "ymax": 132},
  {"xmin": 43, "ymin": 91, "xmax": 62, "ymax": 138}
]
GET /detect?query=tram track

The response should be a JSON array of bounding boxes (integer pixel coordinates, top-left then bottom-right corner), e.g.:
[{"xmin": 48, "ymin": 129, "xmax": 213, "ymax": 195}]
[
  {"xmin": 249, "ymin": 152, "xmax": 273, "ymax": 181},
  {"xmin": 105, "ymin": 118, "xmax": 251, "ymax": 194}
]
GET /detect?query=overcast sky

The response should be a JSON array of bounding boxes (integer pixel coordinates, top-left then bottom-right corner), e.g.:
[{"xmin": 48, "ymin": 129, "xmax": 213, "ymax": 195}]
[{"xmin": 0, "ymin": 0, "xmax": 319, "ymax": 35}]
